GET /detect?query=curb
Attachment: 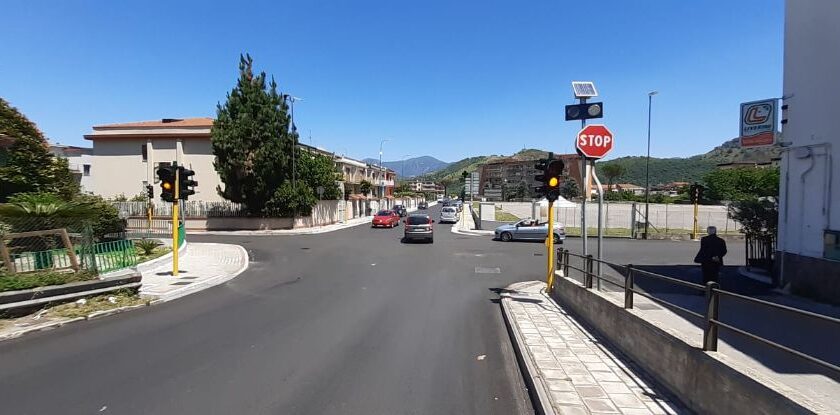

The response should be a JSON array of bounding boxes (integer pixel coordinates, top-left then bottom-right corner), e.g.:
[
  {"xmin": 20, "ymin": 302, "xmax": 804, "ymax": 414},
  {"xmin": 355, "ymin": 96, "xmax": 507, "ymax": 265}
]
[
  {"xmin": 136, "ymin": 240, "xmax": 188, "ymax": 274},
  {"xmin": 499, "ymin": 289, "xmax": 556, "ymax": 415},
  {"xmin": 0, "ymin": 302, "xmax": 152, "ymax": 343}
]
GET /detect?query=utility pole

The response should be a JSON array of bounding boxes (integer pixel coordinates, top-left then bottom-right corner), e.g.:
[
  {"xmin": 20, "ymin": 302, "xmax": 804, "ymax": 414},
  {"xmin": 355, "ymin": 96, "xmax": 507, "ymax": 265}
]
[
  {"xmin": 644, "ymin": 91, "xmax": 658, "ymax": 239},
  {"xmin": 379, "ymin": 139, "xmax": 390, "ymax": 199}
]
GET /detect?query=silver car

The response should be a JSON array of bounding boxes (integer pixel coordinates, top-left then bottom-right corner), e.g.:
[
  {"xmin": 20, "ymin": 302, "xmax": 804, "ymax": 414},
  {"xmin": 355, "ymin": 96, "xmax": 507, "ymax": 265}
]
[
  {"xmin": 494, "ymin": 218, "xmax": 566, "ymax": 243},
  {"xmin": 439, "ymin": 206, "xmax": 458, "ymax": 223},
  {"xmin": 403, "ymin": 214, "xmax": 434, "ymax": 243}
]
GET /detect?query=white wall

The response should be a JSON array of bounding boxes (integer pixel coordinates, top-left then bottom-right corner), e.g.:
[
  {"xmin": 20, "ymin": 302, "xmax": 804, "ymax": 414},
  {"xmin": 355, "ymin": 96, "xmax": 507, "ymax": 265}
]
[
  {"xmin": 91, "ymin": 138, "xmax": 224, "ymax": 201},
  {"xmin": 91, "ymin": 138, "xmax": 149, "ymax": 198},
  {"xmin": 779, "ymin": 0, "xmax": 840, "ymax": 258}
]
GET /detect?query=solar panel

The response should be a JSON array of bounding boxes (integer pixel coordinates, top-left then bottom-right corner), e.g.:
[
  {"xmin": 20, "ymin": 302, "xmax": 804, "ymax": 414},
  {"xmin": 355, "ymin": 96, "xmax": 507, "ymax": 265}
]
[{"xmin": 572, "ymin": 81, "xmax": 598, "ymax": 98}]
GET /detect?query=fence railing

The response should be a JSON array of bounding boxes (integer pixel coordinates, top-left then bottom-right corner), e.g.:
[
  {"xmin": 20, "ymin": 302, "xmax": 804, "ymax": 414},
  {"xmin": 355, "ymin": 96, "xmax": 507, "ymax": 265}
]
[
  {"xmin": 7, "ymin": 239, "xmax": 137, "ymax": 274},
  {"xmin": 556, "ymin": 248, "xmax": 840, "ymax": 375},
  {"xmin": 113, "ymin": 201, "xmax": 247, "ymax": 218},
  {"xmin": 746, "ymin": 235, "xmax": 775, "ymax": 274}
]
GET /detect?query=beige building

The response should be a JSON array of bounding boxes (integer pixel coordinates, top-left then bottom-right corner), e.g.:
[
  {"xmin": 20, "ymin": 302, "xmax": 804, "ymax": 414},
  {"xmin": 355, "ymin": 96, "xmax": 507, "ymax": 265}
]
[
  {"xmin": 86, "ymin": 117, "xmax": 398, "ymax": 206},
  {"xmin": 85, "ymin": 118, "xmax": 223, "ymax": 201}
]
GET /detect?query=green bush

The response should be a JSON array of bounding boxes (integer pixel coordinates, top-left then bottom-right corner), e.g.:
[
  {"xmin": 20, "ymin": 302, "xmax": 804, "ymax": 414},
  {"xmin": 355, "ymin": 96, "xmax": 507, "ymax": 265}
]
[
  {"xmin": 264, "ymin": 182, "xmax": 317, "ymax": 217},
  {"xmin": 134, "ymin": 238, "xmax": 162, "ymax": 255},
  {"xmin": 0, "ymin": 270, "xmax": 97, "ymax": 292}
]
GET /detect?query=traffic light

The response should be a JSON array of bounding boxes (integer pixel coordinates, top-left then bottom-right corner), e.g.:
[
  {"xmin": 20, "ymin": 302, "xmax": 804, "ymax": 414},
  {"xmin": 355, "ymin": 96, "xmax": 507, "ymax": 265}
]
[
  {"xmin": 535, "ymin": 153, "xmax": 565, "ymax": 202},
  {"xmin": 544, "ymin": 159, "xmax": 565, "ymax": 202},
  {"xmin": 534, "ymin": 154, "xmax": 552, "ymax": 199},
  {"xmin": 689, "ymin": 183, "xmax": 704, "ymax": 204},
  {"xmin": 146, "ymin": 184, "xmax": 154, "ymax": 199},
  {"xmin": 178, "ymin": 167, "xmax": 197, "ymax": 200},
  {"xmin": 565, "ymin": 102, "xmax": 604, "ymax": 121},
  {"xmin": 157, "ymin": 164, "xmax": 176, "ymax": 202}
]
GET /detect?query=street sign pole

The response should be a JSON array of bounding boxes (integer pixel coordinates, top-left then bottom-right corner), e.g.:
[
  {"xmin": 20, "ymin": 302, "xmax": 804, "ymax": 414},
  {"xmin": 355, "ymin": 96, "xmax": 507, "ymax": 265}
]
[
  {"xmin": 580, "ymin": 99, "xmax": 588, "ymax": 258},
  {"xmin": 592, "ymin": 162, "xmax": 604, "ymax": 287},
  {"xmin": 172, "ymin": 163, "xmax": 180, "ymax": 277}
]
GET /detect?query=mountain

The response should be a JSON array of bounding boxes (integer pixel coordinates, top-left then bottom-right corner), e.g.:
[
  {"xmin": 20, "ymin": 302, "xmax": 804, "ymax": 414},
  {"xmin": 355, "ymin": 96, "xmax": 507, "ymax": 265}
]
[
  {"xmin": 362, "ymin": 156, "xmax": 449, "ymax": 177},
  {"xmin": 598, "ymin": 138, "xmax": 782, "ymax": 186}
]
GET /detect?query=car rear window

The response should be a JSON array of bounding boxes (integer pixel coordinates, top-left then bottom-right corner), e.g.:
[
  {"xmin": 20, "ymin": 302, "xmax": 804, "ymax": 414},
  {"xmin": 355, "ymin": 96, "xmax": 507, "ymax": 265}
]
[
  {"xmin": 407, "ymin": 216, "xmax": 430, "ymax": 225},
  {"xmin": 442, "ymin": 207, "xmax": 456, "ymax": 213},
  {"xmin": 376, "ymin": 210, "xmax": 391, "ymax": 216}
]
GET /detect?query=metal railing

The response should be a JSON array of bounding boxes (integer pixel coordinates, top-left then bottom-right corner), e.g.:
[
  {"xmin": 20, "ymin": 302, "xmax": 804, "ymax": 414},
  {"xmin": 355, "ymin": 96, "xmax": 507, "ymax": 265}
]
[{"xmin": 556, "ymin": 248, "xmax": 840, "ymax": 375}]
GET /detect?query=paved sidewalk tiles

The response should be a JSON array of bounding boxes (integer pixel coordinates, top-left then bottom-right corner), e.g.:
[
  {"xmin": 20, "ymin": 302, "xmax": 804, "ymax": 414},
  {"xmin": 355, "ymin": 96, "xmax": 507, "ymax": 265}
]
[
  {"xmin": 502, "ymin": 281, "xmax": 688, "ymax": 415},
  {"xmin": 139, "ymin": 242, "xmax": 248, "ymax": 301}
]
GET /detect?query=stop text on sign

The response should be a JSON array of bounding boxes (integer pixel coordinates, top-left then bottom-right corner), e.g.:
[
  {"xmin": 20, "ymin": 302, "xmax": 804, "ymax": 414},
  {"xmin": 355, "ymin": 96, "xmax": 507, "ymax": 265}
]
[
  {"xmin": 575, "ymin": 124, "xmax": 614, "ymax": 159},
  {"xmin": 577, "ymin": 133, "xmax": 612, "ymax": 148}
]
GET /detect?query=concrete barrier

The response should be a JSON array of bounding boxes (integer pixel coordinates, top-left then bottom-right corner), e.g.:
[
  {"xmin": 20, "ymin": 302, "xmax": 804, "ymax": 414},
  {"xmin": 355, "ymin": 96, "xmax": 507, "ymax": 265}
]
[{"xmin": 551, "ymin": 276, "xmax": 817, "ymax": 415}]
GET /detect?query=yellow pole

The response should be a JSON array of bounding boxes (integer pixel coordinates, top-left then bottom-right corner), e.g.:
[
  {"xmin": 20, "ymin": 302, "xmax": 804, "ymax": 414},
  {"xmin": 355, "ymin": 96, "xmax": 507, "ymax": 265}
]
[
  {"xmin": 172, "ymin": 167, "xmax": 180, "ymax": 276},
  {"xmin": 693, "ymin": 199, "xmax": 699, "ymax": 240},
  {"xmin": 546, "ymin": 200, "xmax": 555, "ymax": 291}
]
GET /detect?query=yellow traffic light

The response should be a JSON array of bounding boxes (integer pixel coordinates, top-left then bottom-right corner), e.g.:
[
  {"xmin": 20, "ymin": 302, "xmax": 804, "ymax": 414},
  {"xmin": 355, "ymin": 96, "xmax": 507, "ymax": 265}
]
[
  {"xmin": 162, "ymin": 182, "xmax": 173, "ymax": 190},
  {"xmin": 548, "ymin": 177, "xmax": 559, "ymax": 187}
]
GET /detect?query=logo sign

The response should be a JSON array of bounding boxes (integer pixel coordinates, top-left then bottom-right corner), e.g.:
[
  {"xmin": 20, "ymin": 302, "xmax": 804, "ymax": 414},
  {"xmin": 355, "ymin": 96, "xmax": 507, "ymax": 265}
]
[
  {"xmin": 740, "ymin": 99, "xmax": 777, "ymax": 148},
  {"xmin": 576, "ymin": 124, "xmax": 614, "ymax": 159}
]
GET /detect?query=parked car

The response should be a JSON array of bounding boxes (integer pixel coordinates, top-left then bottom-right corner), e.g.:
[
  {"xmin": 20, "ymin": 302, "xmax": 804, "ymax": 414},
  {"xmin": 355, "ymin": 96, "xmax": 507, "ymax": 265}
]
[
  {"xmin": 439, "ymin": 206, "xmax": 458, "ymax": 223},
  {"xmin": 453, "ymin": 200, "xmax": 463, "ymax": 211},
  {"xmin": 494, "ymin": 218, "xmax": 565, "ymax": 243},
  {"xmin": 418, "ymin": 201, "xmax": 428, "ymax": 210},
  {"xmin": 371, "ymin": 210, "xmax": 400, "ymax": 228},
  {"xmin": 393, "ymin": 205, "xmax": 407, "ymax": 217},
  {"xmin": 404, "ymin": 214, "xmax": 434, "ymax": 243}
]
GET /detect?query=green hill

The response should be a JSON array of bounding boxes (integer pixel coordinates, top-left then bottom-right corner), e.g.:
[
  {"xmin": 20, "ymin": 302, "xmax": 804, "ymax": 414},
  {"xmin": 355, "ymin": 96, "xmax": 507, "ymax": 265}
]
[{"xmin": 596, "ymin": 156, "xmax": 716, "ymax": 186}]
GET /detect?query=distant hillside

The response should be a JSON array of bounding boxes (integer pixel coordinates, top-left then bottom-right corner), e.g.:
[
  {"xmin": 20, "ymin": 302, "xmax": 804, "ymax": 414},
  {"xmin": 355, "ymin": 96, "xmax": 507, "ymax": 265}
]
[
  {"xmin": 598, "ymin": 138, "xmax": 782, "ymax": 186},
  {"xmin": 420, "ymin": 148, "xmax": 549, "ymax": 183},
  {"xmin": 362, "ymin": 156, "xmax": 449, "ymax": 177}
]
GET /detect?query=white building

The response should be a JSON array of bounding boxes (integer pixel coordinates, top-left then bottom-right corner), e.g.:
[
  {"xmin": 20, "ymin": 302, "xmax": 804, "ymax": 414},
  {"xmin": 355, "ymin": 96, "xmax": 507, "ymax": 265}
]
[
  {"xmin": 777, "ymin": 0, "xmax": 840, "ymax": 303},
  {"xmin": 85, "ymin": 118, "xmax": 224, "ymax": 201},
  {"xmin": 49, "ymin": 144, "xmax": 94, "ymax": 193}
]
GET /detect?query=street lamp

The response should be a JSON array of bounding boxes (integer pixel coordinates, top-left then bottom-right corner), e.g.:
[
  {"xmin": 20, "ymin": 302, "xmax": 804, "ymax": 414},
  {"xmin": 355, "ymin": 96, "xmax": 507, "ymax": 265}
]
[
  {"xmin": 283, "ymin": 95, "xmax": 303, "ymax": 188},
  {"xmin": 644, "ymin": 90, "xmax": 658, "ymax": 239},
  {"xmin": 379, "ymin": 139, "xmax": 390, "ymax": 198}
]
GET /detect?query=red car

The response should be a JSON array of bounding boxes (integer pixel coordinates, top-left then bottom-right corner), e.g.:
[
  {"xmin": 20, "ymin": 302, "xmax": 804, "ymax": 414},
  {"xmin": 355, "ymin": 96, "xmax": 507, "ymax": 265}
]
[{"xmin": 371, "ymin": 210, "xmax": 400, "ymax": 228}]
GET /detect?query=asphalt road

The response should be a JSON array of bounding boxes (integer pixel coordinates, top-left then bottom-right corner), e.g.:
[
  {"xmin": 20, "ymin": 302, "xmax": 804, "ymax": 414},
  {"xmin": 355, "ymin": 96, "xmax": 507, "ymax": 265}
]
[{"xmin": 0, "ymin": 205, "xmax": 541, "ymax": 415}]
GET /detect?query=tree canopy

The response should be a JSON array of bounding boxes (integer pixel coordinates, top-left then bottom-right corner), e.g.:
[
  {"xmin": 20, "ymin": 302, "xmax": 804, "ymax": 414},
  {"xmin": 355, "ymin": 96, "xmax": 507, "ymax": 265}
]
[
  {"xmin": 211, "ymin": 54, "xmax": 296, "ymax": 215},
  {"xmin": 0, "ymin": 99, "xmax": 79, "ymax": 202}
]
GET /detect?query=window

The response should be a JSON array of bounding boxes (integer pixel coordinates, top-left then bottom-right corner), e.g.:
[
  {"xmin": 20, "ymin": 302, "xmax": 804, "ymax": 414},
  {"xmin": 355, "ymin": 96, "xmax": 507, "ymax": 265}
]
[
  {"xmin": 83, "ymin": 164, "xmax": 91, "ymax": 176},
  {"xmin": 141, "ymin": 144, "xmax": 148, "ymax": 161},
  {"xmin": 825, "ymin": 230, "xmax": 840, "ymax": 261}
]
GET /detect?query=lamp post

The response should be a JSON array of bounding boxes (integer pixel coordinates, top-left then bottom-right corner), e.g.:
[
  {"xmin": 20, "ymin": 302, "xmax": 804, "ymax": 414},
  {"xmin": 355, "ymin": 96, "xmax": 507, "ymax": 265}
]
[
  {"xmin": 379, "ymin": 139, "xmax": 390, "ymax": 198},
  {"xmin": 643, "ymin": 91, "xmax": 658, "ymax": 239},
  {"xmin": 283, "ymin": 95, "xmax": 303, "ymax": 188}
]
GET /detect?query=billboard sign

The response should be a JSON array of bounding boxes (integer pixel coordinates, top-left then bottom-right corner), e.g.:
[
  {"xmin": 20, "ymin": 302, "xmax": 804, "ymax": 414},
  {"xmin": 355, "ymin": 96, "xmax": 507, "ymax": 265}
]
[{"xmin": 740, "ymin": 99, "xmax": 777, "ymax": 147}]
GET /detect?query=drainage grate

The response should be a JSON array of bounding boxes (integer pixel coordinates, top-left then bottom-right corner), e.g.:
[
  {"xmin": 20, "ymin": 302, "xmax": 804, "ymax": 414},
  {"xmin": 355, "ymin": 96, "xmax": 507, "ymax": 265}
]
[
  {"xmin": 171, "ymin": 281, "xmax": 192, "ymax": 286},
  {"xmin": 475, "ymin": 267, "xmax": 501, "ymax": 274}
]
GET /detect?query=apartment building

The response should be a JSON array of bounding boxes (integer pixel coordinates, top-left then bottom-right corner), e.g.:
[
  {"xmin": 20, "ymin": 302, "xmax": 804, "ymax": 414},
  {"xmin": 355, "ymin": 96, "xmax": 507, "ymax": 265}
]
[
  {"xmin": 479, "ymin": 154, "xmax": 583, "ymax": 201},
  {"xmin": 49, "ymin": 143, "xmax": 94, "ymax": 193}
]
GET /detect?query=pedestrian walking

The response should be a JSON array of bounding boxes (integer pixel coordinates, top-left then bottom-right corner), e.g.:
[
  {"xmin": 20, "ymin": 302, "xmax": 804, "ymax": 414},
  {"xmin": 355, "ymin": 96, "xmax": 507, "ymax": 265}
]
[{"xmin": 694, "ymin": 226, "xmax": 727, "ymax": 284}]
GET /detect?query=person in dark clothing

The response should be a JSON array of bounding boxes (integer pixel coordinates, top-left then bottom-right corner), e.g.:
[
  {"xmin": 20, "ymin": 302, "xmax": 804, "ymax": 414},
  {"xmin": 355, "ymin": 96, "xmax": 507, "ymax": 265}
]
[{"xmin": 694, "ymin": 226, "xmax": 728, "ymax": 284}]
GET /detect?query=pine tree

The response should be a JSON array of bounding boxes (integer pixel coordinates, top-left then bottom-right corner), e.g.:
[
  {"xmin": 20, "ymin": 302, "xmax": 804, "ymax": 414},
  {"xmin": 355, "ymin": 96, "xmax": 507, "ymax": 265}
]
[{"xmin": 211, "ymin": 54, "xmax": 296, "ymax": 215}]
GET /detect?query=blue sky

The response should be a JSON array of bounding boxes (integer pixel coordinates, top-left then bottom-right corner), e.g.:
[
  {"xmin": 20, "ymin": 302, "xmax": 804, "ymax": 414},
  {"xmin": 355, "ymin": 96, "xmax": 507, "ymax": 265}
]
[{"xmin": 1, "ymin": 0, "xmax": 783, "ymax": 163}]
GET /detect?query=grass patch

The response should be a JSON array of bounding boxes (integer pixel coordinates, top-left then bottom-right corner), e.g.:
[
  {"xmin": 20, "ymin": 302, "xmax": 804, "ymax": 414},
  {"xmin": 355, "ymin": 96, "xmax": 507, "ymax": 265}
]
[
  {"xmin": 136, "ymin": 246, "xmax": 171, "ymax": 263},
  {"xmin": 0, "ymin": 270, "xmax": 97, "ymax": 293},
  {"xmin": 44, "ymin": 289, "xmax": 146, "ymax": 319},
  {"xmin": 495, "ymin": 211, "xmax": 520, "ymax": 222}
]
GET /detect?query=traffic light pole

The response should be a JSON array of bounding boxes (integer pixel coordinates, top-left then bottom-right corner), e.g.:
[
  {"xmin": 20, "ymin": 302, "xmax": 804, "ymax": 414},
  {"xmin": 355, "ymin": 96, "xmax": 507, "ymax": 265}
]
[
  {"xmin": 172, "ymin": 166, "xmax": 180, "ymax": 277},
  {"xmin": 546, "ymin": 200, "xmax": 556, "ymax": 292},
  {"xmin": 692, "ymin": 198, "xmax": 699, "ymax": 241}
]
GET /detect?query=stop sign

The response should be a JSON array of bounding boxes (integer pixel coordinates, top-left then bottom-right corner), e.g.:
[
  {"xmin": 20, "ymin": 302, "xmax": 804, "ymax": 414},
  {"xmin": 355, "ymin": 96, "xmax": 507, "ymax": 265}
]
[{"xmin": 576, "ymin": 124, "xmax": 614, "ymax": 159}]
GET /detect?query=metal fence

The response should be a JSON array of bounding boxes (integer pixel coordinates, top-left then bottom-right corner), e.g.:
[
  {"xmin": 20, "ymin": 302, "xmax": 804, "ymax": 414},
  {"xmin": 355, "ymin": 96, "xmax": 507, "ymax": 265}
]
[
  {"xmin": 556, "ymin": 249, "xmax": 840, "ymax": 376},
  {"xmin": 0, "ymin": 215, "xmax": 138, "ymax": 275},
  {"xmin": 113, "ymin": 201, "xmax": 246, "ymax": 218}
]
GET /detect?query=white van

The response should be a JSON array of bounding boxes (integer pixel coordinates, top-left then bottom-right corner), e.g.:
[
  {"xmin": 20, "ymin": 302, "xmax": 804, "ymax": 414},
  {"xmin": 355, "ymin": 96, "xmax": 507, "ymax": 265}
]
[{"xmin": 440, "ymin": 206, "xmax": 458, "ymax": 224}]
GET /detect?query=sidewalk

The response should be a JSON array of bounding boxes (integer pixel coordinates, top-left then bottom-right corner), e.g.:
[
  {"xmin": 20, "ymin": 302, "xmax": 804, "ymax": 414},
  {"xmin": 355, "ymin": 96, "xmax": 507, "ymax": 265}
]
[
  {"xmin": 452, "ymin": 206, "xmax": 495, "ymax": 236},
  {"xmin": 501, "ymin": 281, "xmax": 687, "ymax": 415},
  {"xmin": 139, "ymin": 242, "xmax": 249, "ymax": 302}
]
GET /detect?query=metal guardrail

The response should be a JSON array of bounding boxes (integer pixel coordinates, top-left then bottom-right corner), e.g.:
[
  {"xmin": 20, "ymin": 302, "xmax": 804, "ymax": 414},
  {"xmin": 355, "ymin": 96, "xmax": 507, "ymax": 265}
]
[{"xmin": 556, "ymin": 248, "xmax": 840, "ymax": 375}]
